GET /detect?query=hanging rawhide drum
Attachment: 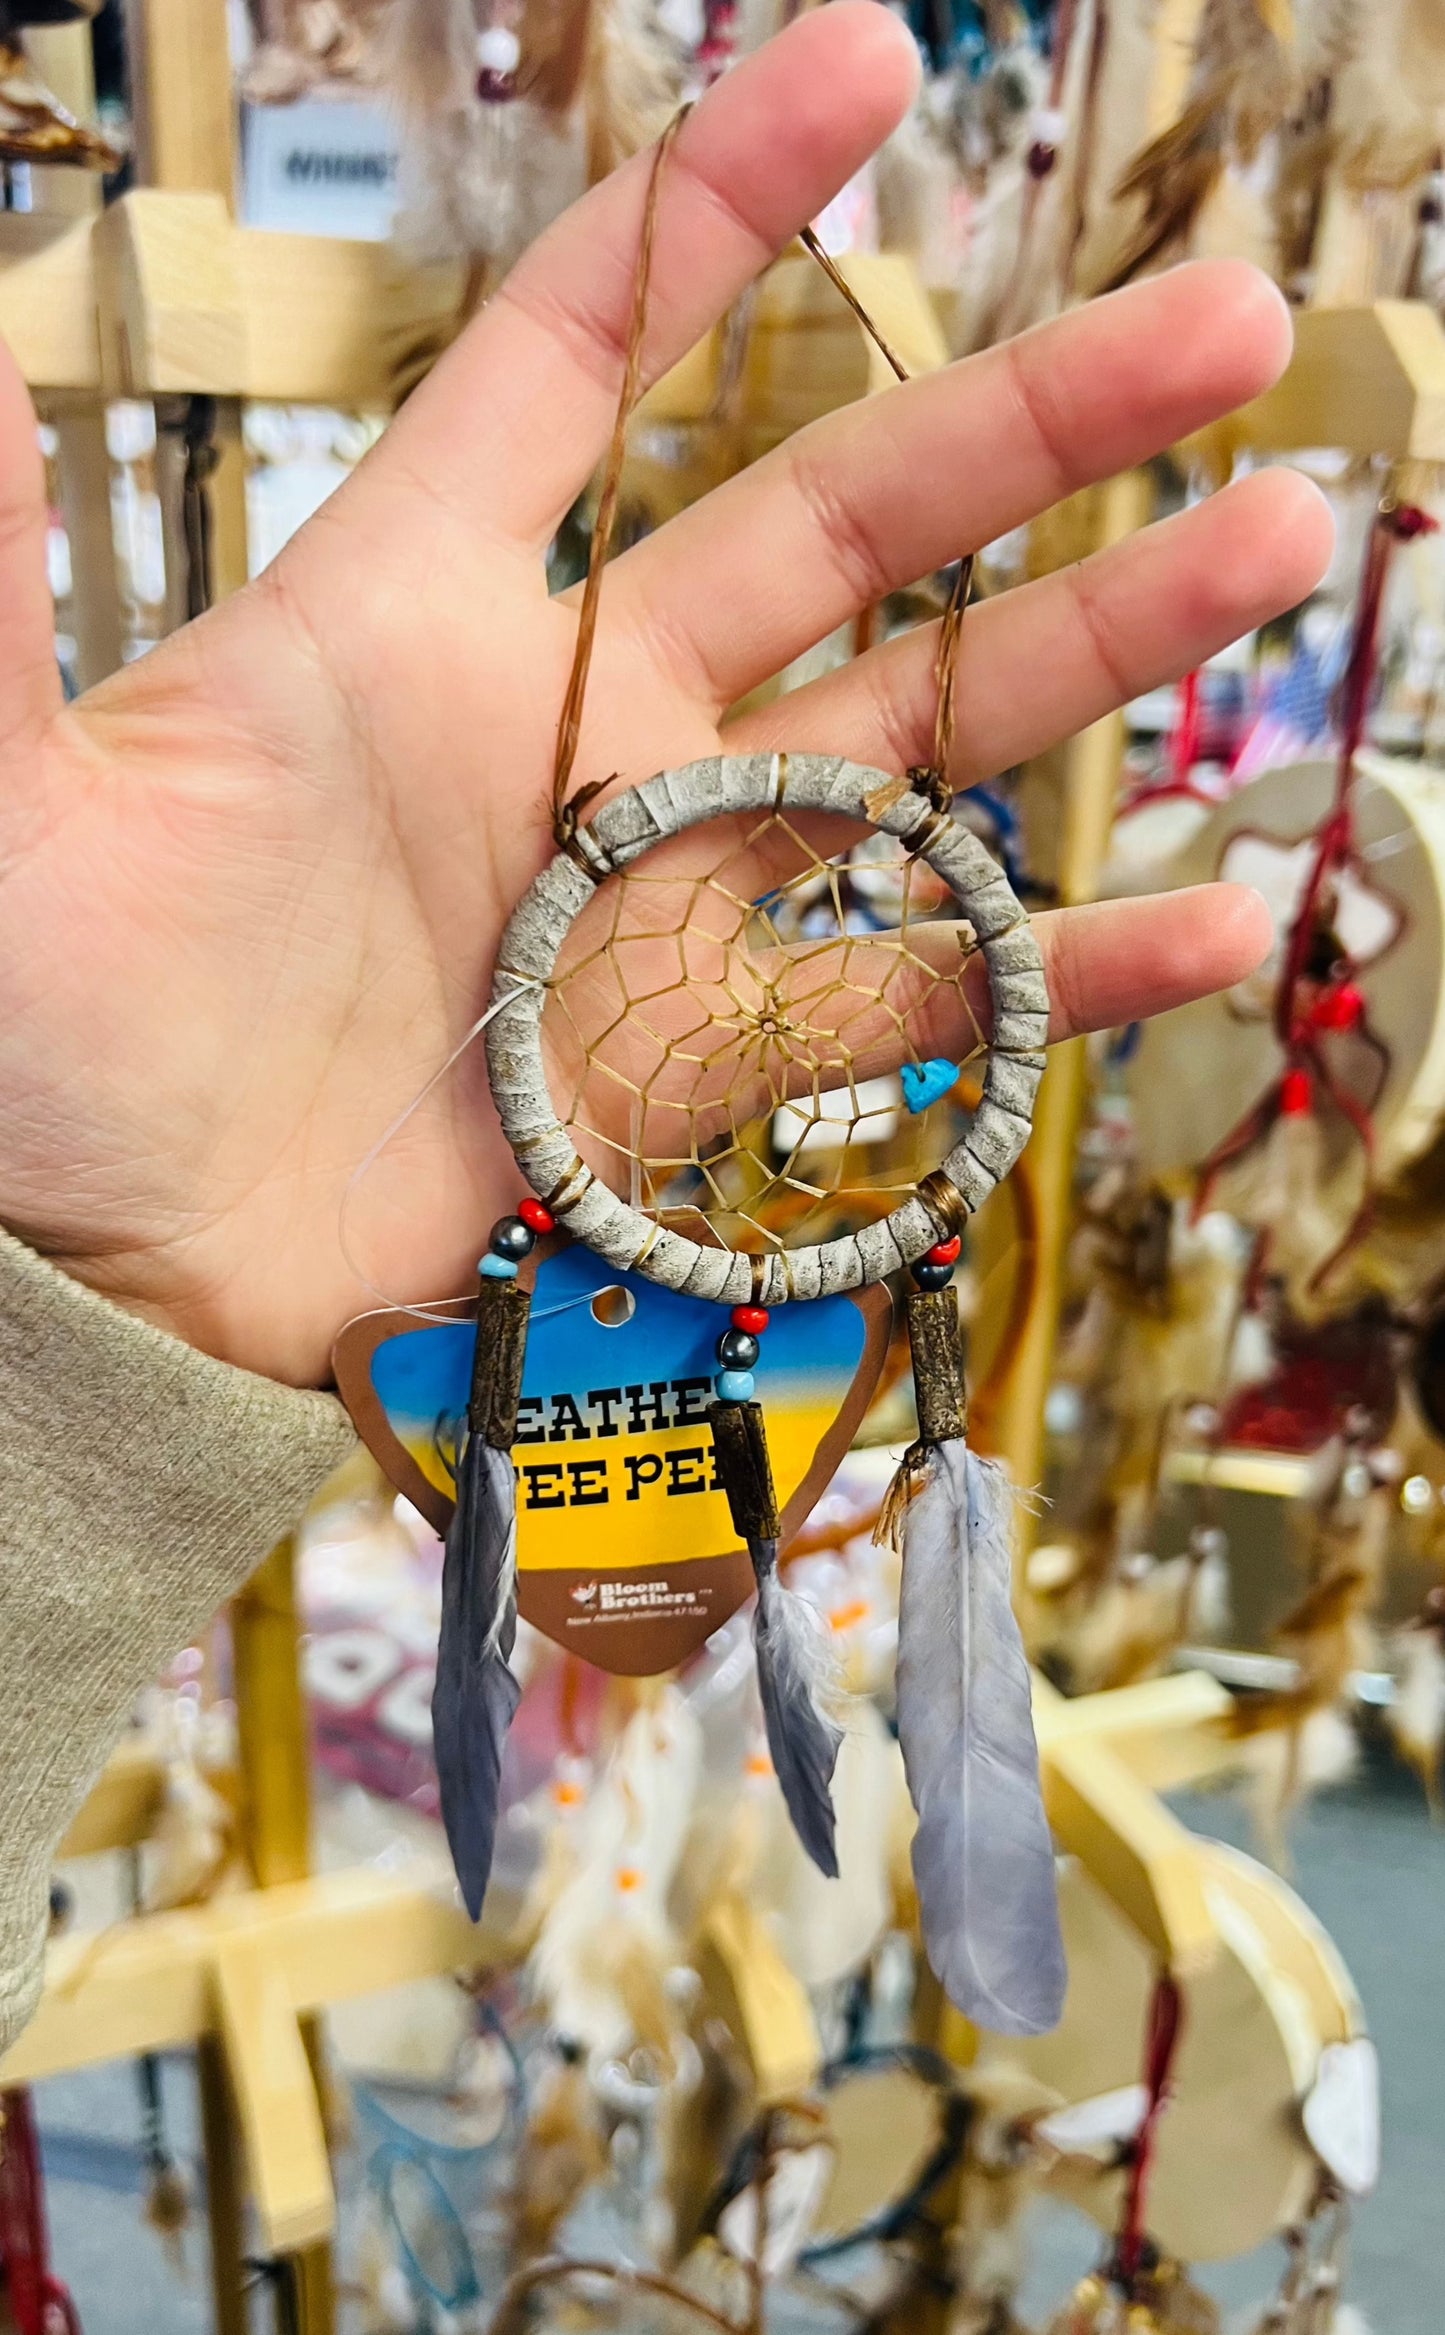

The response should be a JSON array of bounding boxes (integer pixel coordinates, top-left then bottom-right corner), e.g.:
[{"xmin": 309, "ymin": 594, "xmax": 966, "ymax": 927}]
[
  {"xmin": 1124, "ymin": 751, "xmax": 1445, "ymax": 1310},
  {"xmin": 1007, "ymin": 1841, "xmax": 1373, "ymax": 2265}
]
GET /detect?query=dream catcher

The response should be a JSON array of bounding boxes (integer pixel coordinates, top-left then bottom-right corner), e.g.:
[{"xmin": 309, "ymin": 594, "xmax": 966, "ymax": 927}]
[
  {"xmin": 1091, "ymin": 0, "xmax": 1296, "ymax": 294},
  {"xmin": 382, "ymin": 0, "xmax": 681, "ymax": 282},
  {"xmin": 240, "ymin": 0, "xmax": 389, "ymax": 102},
  {"xmin": 1011, "ymin": 1843, "xmax": 1376, "ymax": 2331},
  {"xmin": 1244, "ymin": 2186, "xmax": 1355, "ymax": 2335},
  {"xmin": 0, "ymin": 0, "xmax": 121, "ymax": 169},
  {"xmin": 1225, "ymin": 1412, "xmax": 1399, "ymax": 1865},
  {"xmin": 1129, "ymin": 495, "xmax": 1445, "ymax": 1330},
  {"xmin": 338, "ymin": 126, "xmax": 1064, "ymax": 2042}
]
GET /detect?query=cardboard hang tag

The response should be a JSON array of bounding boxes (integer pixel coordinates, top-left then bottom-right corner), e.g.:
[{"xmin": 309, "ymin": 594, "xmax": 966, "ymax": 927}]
[{"xmin": 334, "ymin": 1238, "xmax": 891, "ymax": 1674}]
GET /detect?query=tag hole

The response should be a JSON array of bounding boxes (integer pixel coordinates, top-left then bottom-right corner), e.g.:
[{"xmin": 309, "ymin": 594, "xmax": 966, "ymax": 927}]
[{"xmin": 591, "ymin": 1286, "xmax": 635, "ymax": 1328}]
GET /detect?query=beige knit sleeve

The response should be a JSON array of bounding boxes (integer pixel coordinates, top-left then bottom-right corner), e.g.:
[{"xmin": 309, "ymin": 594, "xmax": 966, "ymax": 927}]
[{"xmin": 0, "ymin": 1230, "xmax": 357, "ymax": 2059}]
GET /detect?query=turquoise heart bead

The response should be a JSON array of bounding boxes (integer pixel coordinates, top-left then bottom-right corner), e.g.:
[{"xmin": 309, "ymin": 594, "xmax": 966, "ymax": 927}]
[{"xmin": 900, "ymin": 1057, "xmax": 960, "ymax": 1114}]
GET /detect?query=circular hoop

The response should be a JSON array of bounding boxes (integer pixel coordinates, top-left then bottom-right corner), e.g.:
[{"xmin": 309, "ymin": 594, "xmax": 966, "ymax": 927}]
[{"xmin": 485, "ymin": 753, "xmax": 1047, "ymax": 1307}]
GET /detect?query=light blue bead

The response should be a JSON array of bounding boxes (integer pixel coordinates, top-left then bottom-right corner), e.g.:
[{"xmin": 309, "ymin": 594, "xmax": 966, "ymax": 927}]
[
  {"xmin": 716, "ymin": 1369, "xmax": 755, "ymax": 1402},
  {"xmin": 479, "ymin": 1253, "xmax": 518, "ymax": 1280},
  {"xmin": 901, "ymin": 1057, "xmax": 961, "ymax": 1114}
]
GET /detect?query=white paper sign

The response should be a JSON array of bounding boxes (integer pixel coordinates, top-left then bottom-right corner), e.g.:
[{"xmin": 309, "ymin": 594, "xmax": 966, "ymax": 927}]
[{"xmin": 242, "ymin": 99, "xmax": 400, "ymax": 240}]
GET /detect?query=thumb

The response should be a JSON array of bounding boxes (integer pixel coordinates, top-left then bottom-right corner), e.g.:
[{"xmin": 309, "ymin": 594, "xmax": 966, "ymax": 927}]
[{"xmin": 0, "ymin": 337, "xmax": 62, "ymax": 753}]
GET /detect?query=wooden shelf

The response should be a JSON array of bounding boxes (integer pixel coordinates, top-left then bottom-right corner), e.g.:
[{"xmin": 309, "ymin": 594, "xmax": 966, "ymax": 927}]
[
  {"xmin": 1168, "ymin": 1446, "xmax": 1317, "ymax": 1499},
  {"xmin": 1234, "ymin": 299, "xmax": 1445, "ymax": 461},
  {"xmin": 0, "ymin": 197, "xmax": 947, "ymax": 416},
  {"xmin": 0, "ymin": 193, "xmax": 463, "ymax": 403},
  {"xmin": 1, "ymin": 1868, "xmax": 490, "ymax": 2254}
]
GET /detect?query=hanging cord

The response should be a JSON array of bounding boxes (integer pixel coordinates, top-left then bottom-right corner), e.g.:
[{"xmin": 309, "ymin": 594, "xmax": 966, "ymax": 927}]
[
  {"xmin": 156, "ymin": 395, "xmax": 221, "ymax": 625},
  {"xmin": 243, "ymin": 2256, "xmax": 302, "ymax": 2335},
  {"xmin": 801, "ymin": 223, "xmax": 972, "ymax": 804},
  {"xmin": 1112, "ymin": 1970, "xmax": 1183, "ymax": 2293},
  {"xmin": 1193, "ymin": 490, "xmax": 1436, "ymax": 1282},
  {"xmin": 995, "ymin": 0, "xmax": 1082, "ymax": 341},
  {"xmin": 1170, "ymin": 666, "xmax": 1203, "ymax": 789},
  {"xmin": 1270, "ymin": 502, "xmax": 1407, "ymax": 1058},
  {"xmin": 551, "ymin": 108, "xmax": 692, "ymax": 855},
  {"xmin": 549, "ymin": 137, "xmax": 975, "ymax": 859}
]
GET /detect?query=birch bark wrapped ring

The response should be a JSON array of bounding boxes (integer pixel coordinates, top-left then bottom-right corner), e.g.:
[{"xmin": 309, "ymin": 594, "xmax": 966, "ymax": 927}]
[{"xmin": 474, "ymin": 748, "xmax": 1067, "ymax": 2036}]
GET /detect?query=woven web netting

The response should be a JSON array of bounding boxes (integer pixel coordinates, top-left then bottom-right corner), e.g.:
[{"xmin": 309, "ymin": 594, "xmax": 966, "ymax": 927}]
[{"xmin": 540, "ymin": 807, "xmax": 987, "ymax": 1255}]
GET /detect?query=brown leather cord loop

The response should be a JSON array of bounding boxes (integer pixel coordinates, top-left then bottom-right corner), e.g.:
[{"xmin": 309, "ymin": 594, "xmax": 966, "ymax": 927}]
[
  {"xmin": 543, "ymin": 1156, "xmax": 597, "ymax": 1215},
  {"xmin": 800, "ymin": 224, "xmax": 972, "ymax": 796},
  {"xmin": 927, "ymin": 552, "xmax": 972, "ymax": 795},
  {"xmin": 549, "ymin": 134, "xmax": 974, "ymax": 850},
  {"xmin": 552, "ymin": 110, "xmax": 691, "ymax": 849},
  {"xmin": 797, "ymin": 225, "xmax": 911, "ymax": 383},
  {"xmin": 917, "ymin": 1168, "xmax": 969, "ymax": 1242}
]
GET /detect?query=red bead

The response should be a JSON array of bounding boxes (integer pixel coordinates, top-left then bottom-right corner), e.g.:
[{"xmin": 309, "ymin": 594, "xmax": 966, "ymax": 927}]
[
  {"xmin": 925, "ymin": 1236, "xmax": 962, "ymax": 1267},
  {"xmin": 518, "ymin": 1197, "xmax": 555, "ymax": 1234},
  {"xmin": 1026, "ymin": 139, "xmax": 1057, "ymax": 180},
  {"xmin": 732, "ymin": 1305, "xmax": 769, "ymax": 1335},
  {"xmin": 1311, "ymin": 982, "xmax": 1364, "ymax": 1034},
  {"xmin": 1387, "ymin": 503, "xmax": 1439, "ymax": 542},
  {"xmin": 1280, "ymin": 1067, "xmax": 1314, "ymax": 1117}
]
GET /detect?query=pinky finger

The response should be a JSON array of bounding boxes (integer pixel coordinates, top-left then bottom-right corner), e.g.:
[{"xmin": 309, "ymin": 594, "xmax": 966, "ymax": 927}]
[{"xmin": 725, "ymin": 469, "xmax": 1334, "ymax": 791}]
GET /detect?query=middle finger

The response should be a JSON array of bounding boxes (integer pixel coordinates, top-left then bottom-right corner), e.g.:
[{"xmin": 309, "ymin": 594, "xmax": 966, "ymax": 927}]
[{"xmin": 602, "ymin": 259, "xmax": 1295, "ymax": 713}]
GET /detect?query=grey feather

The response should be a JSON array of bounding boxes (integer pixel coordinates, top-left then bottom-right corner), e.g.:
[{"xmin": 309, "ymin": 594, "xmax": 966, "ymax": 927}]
[
  {"xmin": 433, "ymin": 1434, "xmax": 522, "ymax": 1921},
  {"xmin": 896, "ymin": 1443, "xmax": 1065, "ymax": 2036},
  {"xmin": 752, "ymin": 1539, "xmax": 844, "ymax": 1879}
]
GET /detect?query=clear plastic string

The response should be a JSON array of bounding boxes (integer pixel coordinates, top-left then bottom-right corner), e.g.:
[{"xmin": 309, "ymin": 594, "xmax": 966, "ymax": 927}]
[
  {"xmin": 338, "ymin": 976, "xmax": 544, "ymax": 1324},
  {"xmin": 530, "ymin": 1287, "xmax": 629, "ymax": 1323}
]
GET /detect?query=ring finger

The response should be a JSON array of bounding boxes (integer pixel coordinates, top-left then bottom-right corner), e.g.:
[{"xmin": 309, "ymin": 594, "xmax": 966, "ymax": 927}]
[{"xmin": 725, "ymin": 468, "xmax": 1334, "ymax": 787}]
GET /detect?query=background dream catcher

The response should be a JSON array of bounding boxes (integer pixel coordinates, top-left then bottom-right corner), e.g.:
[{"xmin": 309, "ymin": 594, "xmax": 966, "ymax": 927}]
[{"xmin": 340, "ymin": 125, "xmax": 1064, "ymax": 2042}]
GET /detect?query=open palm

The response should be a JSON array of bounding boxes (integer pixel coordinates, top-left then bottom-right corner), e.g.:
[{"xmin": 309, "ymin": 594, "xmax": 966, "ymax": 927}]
[{"xmin": 0, "ymin": 6, "xmax": 1330, "ymax": 1387}]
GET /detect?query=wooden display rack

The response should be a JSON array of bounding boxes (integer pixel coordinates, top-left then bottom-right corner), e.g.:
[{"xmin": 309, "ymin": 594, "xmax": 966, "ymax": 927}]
[
  {"xmin": 12, "ymin": 1671, "xmax": 1240, "ymax": 2228},
  {"xmin": 970, "ymin": 312, "xmax": 1445, "ymax": 1507},
  {"xmin": 0, "ymin": 6, "xmax": 1431, "ymax": 2329}
]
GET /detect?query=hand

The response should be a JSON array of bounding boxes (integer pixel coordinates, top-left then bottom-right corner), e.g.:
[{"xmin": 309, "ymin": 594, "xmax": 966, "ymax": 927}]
[{"xmin": 0, "ymin": 6, "xmax": 1330, "ymax": 1387}]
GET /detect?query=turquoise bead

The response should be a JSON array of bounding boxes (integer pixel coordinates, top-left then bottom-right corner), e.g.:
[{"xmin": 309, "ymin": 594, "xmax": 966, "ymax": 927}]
[
  {"xmin": 480, "ymin": 1253, "xmax": 518, "ymax": 1280},
  {"xmin": 901, "ymin": 1057, "xmax": 961, "ymax": 1114},
  {"xmin": 716, "ymin": 1368, "xmax": 755, "ymax": 1402}
]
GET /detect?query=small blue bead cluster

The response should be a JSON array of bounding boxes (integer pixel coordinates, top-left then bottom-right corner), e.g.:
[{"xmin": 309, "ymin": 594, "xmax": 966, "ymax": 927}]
[{"xmin": 713, "ymin": 1305, "xmax": 769, "ymax": 1403}]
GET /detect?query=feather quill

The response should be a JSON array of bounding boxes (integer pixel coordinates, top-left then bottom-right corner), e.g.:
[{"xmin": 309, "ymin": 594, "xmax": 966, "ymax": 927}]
[
  {"xmin": 1095, "ymin": 0, "xmax": 1295, "ymax": 291},
  {"xmin": 896, "ymin": 1443, "xmax": 1065, "ymax": 2036},
  {"xmin": 1389, "ymin": 1615, "xmax": 1445, "ymax": 1815},
  {"xmin": 751, "ymin": 1538, "xmax": 844, "ymax": 1881},
  {"xmin": 433, "ymin": 1432, "xmax": 522, "ymax": 1920}
]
